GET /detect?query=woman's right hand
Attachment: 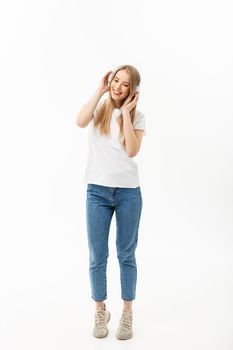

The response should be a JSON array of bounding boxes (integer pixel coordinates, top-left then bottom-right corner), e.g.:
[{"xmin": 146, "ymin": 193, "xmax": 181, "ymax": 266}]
[{"xmin": 97, "ymin": 70, "xmax": 113, "ymax": 95}]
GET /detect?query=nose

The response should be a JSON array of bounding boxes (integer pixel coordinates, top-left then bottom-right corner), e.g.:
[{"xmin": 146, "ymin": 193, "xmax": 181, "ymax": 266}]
[{"xmin": 115, "ymin": 84, "xmax": 121, "ymax": 91}]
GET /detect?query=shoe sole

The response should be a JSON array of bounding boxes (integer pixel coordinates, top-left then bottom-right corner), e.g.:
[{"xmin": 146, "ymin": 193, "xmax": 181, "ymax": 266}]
[{"xmin": 116, "ymin": 332, "xmax": 133, "ymax": 340}]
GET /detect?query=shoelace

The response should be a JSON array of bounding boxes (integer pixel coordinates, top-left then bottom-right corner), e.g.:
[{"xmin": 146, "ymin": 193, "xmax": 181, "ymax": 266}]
[
  {"xmin": 95, "ymin": 311, "xmax": 106, "ymax": 327},
  {"xmin": 120, "ymin": 311, "xmax": 132, "ymax": 329}
]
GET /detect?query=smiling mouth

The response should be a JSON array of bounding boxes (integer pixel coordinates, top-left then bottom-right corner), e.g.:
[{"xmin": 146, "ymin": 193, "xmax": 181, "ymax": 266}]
[{"xmin": 113, "ymin": 89, "xmax": 122, "ymax": 95}]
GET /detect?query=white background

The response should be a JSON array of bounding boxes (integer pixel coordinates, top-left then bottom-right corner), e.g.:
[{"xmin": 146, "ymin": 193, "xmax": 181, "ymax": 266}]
[{"xmin": 0, "ymin": 0, "xmax": 233, "ymax": 349}]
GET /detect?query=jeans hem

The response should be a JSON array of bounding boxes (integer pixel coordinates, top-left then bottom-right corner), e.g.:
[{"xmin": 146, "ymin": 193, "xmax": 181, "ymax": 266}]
[{"xmin": 92, "ymin": 297, "xmax": 107, "ymax": 302}]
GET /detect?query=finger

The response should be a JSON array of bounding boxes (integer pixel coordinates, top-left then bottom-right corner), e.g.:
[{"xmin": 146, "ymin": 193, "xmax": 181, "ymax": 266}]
[
  {"xmin": 103, "ymin": 71, "xmax": 113, "ymax": 81},
  {"xmin": 106, "ymin": 70, "xmax": 113, "ymax": 78}
]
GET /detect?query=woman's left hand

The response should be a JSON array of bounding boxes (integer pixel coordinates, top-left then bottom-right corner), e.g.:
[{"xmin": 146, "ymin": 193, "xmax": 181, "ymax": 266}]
[{"xmin": 121, "ymin": 92, "xmax": 139, "ymax": 113}]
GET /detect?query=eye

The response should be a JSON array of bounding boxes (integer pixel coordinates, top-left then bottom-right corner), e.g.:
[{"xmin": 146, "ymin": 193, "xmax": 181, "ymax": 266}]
[{"xmin": 114, "ymin": 79, "xmax": 129, "ymax": 87}]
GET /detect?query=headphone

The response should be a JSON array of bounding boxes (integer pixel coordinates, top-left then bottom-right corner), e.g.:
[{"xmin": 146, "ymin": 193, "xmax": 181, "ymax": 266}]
[{"xmin": 108, "ymin": 72, "xmax": 140, "ymax": 93}]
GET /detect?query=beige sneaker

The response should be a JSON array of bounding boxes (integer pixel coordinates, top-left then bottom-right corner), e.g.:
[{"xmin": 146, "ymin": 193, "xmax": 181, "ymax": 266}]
[
  {"xmin": 116, "ymin": 310, "xmax": 133, "ymax": 340},
  {"xmin": 92, "ymin": 303, "xmax": 111, "ymax": 338}
]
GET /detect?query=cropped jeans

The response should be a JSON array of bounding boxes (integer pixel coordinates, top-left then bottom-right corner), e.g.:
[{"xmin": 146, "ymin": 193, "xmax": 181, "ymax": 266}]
[{"xmin": 86, "ymin": 183, "xmax": 142, "ymax": 302}]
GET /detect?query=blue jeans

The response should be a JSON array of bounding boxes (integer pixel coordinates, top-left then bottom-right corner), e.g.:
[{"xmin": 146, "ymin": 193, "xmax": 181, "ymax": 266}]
[{"xmin": 86, "ymin": 183, "xmax": 142, "ymax": 302}]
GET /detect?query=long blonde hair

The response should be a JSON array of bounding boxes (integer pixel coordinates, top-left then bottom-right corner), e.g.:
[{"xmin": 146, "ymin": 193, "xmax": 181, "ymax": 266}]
[{"xmin": 93, "ymin": 64, "xmax": 141, "ymax": 147}]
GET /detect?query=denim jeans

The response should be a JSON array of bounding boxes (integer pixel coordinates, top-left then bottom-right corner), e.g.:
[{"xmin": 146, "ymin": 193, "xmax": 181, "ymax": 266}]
[{"xmin": 86, "ymin": 183, "xmax": 142, "ymax": 302}]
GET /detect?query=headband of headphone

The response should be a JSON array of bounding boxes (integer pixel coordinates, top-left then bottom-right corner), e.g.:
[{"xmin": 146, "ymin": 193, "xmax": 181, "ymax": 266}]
[{"xmin": 108, "ymin": 72, "xmax": 140, "ymax": 93}]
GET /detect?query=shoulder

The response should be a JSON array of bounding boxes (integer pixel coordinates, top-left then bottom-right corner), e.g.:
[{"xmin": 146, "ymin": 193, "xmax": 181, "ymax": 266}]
[
  {"xmin": 135, "ymin": 108, "xmax": 145, "ymax": 118},
  {"xmin": 133, "ymin": 108, "xmax": 146, "ymax": 135},
  {"xmin": 133, "ymin": 108, "xmax": 146, "ymax": 125},
  {"xmin": 95, "ymin": 98, "xmax": 106, "ymax": 111}
]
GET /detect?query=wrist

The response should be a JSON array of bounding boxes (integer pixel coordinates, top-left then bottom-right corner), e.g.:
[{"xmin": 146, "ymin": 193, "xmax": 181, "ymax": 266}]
[
  {"xmin": 96, "ymin": 88, "xmax": 104, "ymax": 97},
  {"xmin": 122, "ymin": 109, "xmax": 130, "ymax": 116}
]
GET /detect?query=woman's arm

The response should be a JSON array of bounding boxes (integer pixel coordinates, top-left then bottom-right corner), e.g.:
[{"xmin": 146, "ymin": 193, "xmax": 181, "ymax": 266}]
[
  {"xmin": 75, "ymin": 89, "xmax": 103, "ymax": 128},
  {"xmin": 122, "ymin": 110, "xmax": 143, "ymax": 157},
  {"xmin": 121, "ymin": 92, "xmax": 144, "ymax": 157},
  {"xmin": 76, "ymin": 70, "xmax": 112, "ymax": 128}
]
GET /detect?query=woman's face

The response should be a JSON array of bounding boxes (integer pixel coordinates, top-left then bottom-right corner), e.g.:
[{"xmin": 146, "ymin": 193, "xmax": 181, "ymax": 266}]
[{"xmin": 110, "ymin": 70, "xmax": 131, "ymax": 103}]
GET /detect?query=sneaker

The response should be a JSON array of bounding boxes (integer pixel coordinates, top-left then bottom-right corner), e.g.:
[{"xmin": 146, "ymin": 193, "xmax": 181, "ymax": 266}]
[
  {"xmin": 116, "ymin": 310, "xmax": 133, "ymax": 340},
  {"xmin": 92, "ymin": 303, "xmax": 111, "ymax": 338}
]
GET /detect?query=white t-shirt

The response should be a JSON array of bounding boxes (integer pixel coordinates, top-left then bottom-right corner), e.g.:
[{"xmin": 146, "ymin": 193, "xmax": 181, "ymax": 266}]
[{"xmin": 83, "ymin": 99, "xmax": 146, "ymax": 188}]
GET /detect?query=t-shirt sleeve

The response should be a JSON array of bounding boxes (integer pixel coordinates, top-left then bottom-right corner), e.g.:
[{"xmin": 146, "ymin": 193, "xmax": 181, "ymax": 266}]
[{"xmin": 133, "ymin": 111, "xmax": 146, "ymax": 136}]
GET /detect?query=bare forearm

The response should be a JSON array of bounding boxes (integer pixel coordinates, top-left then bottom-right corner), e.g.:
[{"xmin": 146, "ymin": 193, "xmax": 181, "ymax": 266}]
[
  {"xmin": 76, "ymin": 89, "xmax": 103, "ymax": 127},
  {"xmin": 122, "ymin": 111, "xmax": 138, "ymax": 157}
]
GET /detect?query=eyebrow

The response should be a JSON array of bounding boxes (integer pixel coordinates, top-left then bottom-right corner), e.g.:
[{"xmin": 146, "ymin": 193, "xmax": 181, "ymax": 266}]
[{"xmin": 114, "ymin": 76, "xmax": 130, "ymax": 84}]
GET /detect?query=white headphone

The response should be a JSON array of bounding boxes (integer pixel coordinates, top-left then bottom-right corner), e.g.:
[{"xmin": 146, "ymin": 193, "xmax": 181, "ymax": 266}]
[{"xmin": 108, "ymin": 72, "xmax": 140, "ymax": 93}]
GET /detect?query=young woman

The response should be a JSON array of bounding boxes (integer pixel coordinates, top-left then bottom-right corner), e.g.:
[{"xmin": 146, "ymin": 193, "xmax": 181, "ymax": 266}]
[{"xmin": 76, "ymin": 64, "xmax": 146, "ymax": 340}]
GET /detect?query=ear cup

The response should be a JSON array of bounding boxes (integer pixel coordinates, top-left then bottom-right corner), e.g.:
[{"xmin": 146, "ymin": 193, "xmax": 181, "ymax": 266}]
[
  {"xmin": 108, "ymin": 73, "xmax": 113, "ymax": 84},
  {"xmin": 135, "ymin": 85, "xmax": 140, "ymax": 93}
]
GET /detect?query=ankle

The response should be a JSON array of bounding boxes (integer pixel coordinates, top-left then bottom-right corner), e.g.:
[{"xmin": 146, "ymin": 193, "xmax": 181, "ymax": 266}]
[
  {"xmin": 123, "ymin": 307, "xmax": 132, "ymax": 313},
  {"xmin": 96, "ymin": 302, "xmax": 106, "ymax": 311},
  {"xmin": 123, "ymin": 300, "xmax": 132, "ymax": 313}
]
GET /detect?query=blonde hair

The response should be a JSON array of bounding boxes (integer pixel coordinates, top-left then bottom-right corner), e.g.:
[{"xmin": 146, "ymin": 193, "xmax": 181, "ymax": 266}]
[{"xmin": 93, "ymin": 64, "xmax": 141, "ymax": 147}]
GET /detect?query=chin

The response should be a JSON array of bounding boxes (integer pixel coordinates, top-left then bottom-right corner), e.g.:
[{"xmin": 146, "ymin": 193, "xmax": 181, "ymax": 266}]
[
  {"xmin": 111, "ymin": 95, "xmax": 124, "ymax": 102},
  {"xmin": 111, "ymin": 89, "xmax": 125, "ymax": 99}
]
